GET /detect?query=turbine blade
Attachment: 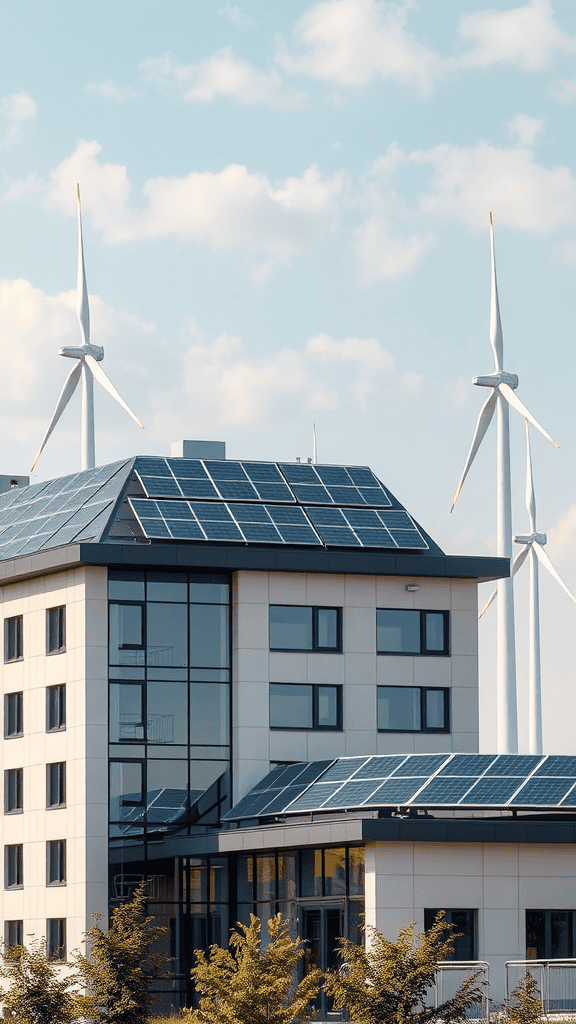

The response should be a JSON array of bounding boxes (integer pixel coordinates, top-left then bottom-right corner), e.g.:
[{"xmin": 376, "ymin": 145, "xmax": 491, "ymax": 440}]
[
  {"xmin": 76, "ymin": 185, "xmax": 90, "ymax": 348},
  {"xmin": 525, "ymin": 420, "xmax": 536, "ymax": 532},
  {"xmin": 534, "ymin": 543, "xmax": 576, "ymax": 603},
  {"xmin": 478, "ymin": 543, "xmax": 531, "ymax": 618},
  {"xmin": 499, "ymin": 383, "xmax": 558, "ymax": 448},
  {"xmin": 85, "ymin": 353, "xmax": 144, "ymax": 429},
  {"xmin": 30, "ymin": 360, "xmax": 82, "ymax": 471},
  {"xmin": 451, "ymin": 390, "xmax": 497, "ymax": 511},
  {"xmin": 489, "ymin": 213, "xmax": 503, "ymax": 373}
]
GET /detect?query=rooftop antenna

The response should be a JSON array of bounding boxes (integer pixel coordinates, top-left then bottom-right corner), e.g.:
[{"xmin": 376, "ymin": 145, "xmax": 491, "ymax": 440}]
[
  {"xmin": 313, "ymin": 423, "xmax": 317, "ymax": 465},
  {"xmin": 479, "ymin": 420, "xmax": 576, "ymax": 754},
  {"xmin": 451, "ymin": 214, "xmax": 558, "ymax": 754},
  {"xmin": 31, "ymin": 185, "xmax": 144, "ymax": 473}
]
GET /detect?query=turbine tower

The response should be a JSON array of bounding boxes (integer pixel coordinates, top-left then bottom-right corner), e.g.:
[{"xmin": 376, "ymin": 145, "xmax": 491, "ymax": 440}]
[
  {"xmin": 479, "ymin": 420, "xmax": 576, "ymax": 754},
  {"xmin": 451, "ymin": 214, "xmax": 558, "ymax": 754},
  {"xmin": 31, "ymin": 185, "xmax": 143, "ymax": 473}
]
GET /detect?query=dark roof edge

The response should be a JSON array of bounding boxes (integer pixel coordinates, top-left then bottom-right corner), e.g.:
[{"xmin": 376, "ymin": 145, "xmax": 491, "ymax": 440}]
[
  {"xmin": 0, "ymin": 542, "xmax": 509, "ymax": 586},
  {"xmin": 362, "ymin": 817, "xmax": 576, "ymax": 844}
]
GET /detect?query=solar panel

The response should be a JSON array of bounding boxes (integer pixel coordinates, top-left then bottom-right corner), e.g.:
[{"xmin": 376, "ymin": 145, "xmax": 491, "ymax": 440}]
[
  {"xmin": 533, "ymin": 756, "xmax": 576, "ymax": 777},
  {"xmin": 438, "ymin": 754, "xmax": 499, "ymax": 776},
  {"xmin": 283, "ymin": 784, "xmax": 343, "ymax": 812},
  {"xmin": 390, "ymin": 754, "xmax": 449, "ymax": 777},
  {"xmin": 167, "ymin": 459, "xmax": 209, "ymax": 479},
  {"xmin": 322, "ymin": 780, "xmax": 383, "ymax": 807},
  {"xmin": 512, "ymin": 778, "xmax": 576, "ymax": 806},
  {"xmin": 354, "ymin": 756, "xmax": 407, "ymax": 779},
  {"xmin": 414, "ymin": 776, "xmax": 476, "ymax": 803},
  {"xmin": 317, "ymin": 758, "xmax": 370, "ymax": 783},
  {"xmin": 488, "ymin": 755, "xmax": 543, "ymax": 776},
  {"xmin": 462, "ymin": 777, "xmax": 525, "ymax": 804}
]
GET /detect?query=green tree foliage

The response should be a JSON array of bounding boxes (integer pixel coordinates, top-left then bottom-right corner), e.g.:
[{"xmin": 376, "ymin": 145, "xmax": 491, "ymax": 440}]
[
  {"xmin": 72, "ymin": 880, "xmax": 168, "ymax": 1024},
  {"xmin": 0, "ymin": 937, "xmax": 75, "ymax": 1024},
  {"xmin": 184, "ymin": 912, "xmax": 322, "ymax": 1024},
  {"xmin": 324, "ymin": 912, "xmax": 486, "ymax": 1024},
  {"xmin": 501, "ymin": 971, "xmax": 542, "ymax": 1024}
]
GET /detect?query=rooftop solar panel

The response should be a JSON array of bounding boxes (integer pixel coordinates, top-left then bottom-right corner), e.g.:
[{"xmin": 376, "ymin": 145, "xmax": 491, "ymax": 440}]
[
  {"xmin": 489, "ymin": 755, "xmax": 543, "ymax": 776},
  {"xmin": 512, "ymin": 778, "xmax": 576, "ymax": 806},
  {"xmin": 533, "ymin": 756, "xmax": 576, "ymax": 777},
  {"xmin": 462, "ymin": 777, "xmax": 524, "ymax": 804}
]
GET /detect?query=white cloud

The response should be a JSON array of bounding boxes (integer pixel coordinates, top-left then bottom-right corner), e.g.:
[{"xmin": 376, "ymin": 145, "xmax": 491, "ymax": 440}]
[
  {"xmin": 277, "ymin": 0, "xmax": 439, "ymax": 95},
  {"xmin": 85, "ymin": 80, "xmax": 141, "ymax": 102},
  {"xmin": 305, "ymin": 332, "xmax": 395, "ymax": 404},
  {"xmin": 354, "ymin": 214, "xmax": 435, "ymax": 285},
  {"xmin": 507, "ymin": 113, "xmax": 544, "ymax": 146},
  {"xmin": 141, "ymin": 48, "xmax": 305, "ymax": 107},
  {"xmin": 218, "ymin": 3, "xmax": 251, "ymax": 29},
  {"xmin": 455, "ymin": 0, "xmax": 576, "ymax": 71},
  {"xmin": 1, "ymin": 90, "xmax": 36, "ymax": 145},
  {"xmin": 549, "ymin": 76, "xmax": 576, "ymax": 102},
  {"xmin": 554, "ymin": 238, "xmax": 576, "ymax": 262},
  {"xmin": 548, "ymin": 505, "xmax": 576, "ymax": 568}
]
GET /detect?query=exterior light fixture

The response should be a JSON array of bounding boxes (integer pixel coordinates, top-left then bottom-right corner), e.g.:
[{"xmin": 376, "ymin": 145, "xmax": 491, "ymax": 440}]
[{"xmin": 406, "ymin": 584, "xmax": 420, "ymax": 592}]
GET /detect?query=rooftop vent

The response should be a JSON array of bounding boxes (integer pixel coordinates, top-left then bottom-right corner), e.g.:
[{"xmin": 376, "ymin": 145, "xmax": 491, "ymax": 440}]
[
  {"xmin": 0, "ymin": 475, "xmax": 29, "ymax": 495},
  {"xmin": 170, "ymin": 440, "xmax": 226, "ymax": 461}
]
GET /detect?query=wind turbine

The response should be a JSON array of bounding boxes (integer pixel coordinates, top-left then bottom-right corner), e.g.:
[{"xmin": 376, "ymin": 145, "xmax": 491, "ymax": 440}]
[
  {"xmin": 31, "ymin": 185, "xmax": 143, "ymax": 473},
  {"xmin": 451, "ymin": 213, "xmax": 558, "ymax": 754},
  {"xmin": 479, "ymin": 421, "xmax": 576, "ymax": 754}
]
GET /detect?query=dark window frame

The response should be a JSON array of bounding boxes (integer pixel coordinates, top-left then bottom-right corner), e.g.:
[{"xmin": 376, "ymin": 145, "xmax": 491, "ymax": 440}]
[
  {"xmin": 377, "ymin": 686, "xmax": 450, "ymax": 733},
  {"xmin": 4, "ymin": 615, "xmax": 23, "ymax": 663},
  {"xmin": 47, "ymin": 839, "xmax": 66, "ymax": 886},
  {"xmin": 4, "ymin": 768, "xmax": 23, "ymax": 813},
  {"xmin": 4, "ymin": 920, "xmax": 23, "ymax": 947},
  {"xmin": 376, "ymin": 609, "xmax": 450, "ymax": 656},
  {"xmin": 4, "ymin": 844, "xmax": 23, "ymax": 889},
  {"xmin": 424, "ymin": 909, "xmax": 477, "ymax": 961},
  {"xmin": 109, "ymin": 601, "xmax": 146, "ymax": 652},
  {"xmin": 526, "ymin": 909, "xmax": 576, "ymax": 960},
  {"xmin": 46, "ymin": 685, "xmax": 66, "ymax": 732},
  {"xmin": 269, "ymin": 605, "xmax": 342, "ymax": 653},
  {"xmin": 46, "ymin": 762, "xmax": 66, "ymax": 809},
  {"xmin": 47, "ymin": 606, "xmax": 66, "ymax": 654},
  {"xmin": 270, "ymin": 682, "xmax": 343, "ymax": 731},
  {"xmin": 4, "ymin": 691, "xmax": 23, "ymax": 738},
  {"xmin": 46, "ymin": 918, "xmax": 66, "ymax": 961}
]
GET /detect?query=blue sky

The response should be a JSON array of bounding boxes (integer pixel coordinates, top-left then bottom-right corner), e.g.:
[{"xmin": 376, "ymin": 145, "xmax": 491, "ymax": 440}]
[{"xmin": 1, "ymin": 0, "xmax": 575, "ymax": 751}]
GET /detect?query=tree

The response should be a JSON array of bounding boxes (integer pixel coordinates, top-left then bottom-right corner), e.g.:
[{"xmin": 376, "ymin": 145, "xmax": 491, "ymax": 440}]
[
  {"xmin": 72, "ymin": 880, "xmax": 168, "ymax": 1024},
  {"xmin": 502, "ymin": 971, "xmax": 542, "ymax": 1024},
  {"xmin": 184, "ymin": 912, "xmax": 322, "ymax": 1024},
  {"xmin": 0, "ymin": 937, "xmax": 76, "ymax": 1024},
  {"xmin": 324, "ymin": 912, "xmax": 486, "ymax": 1024}
]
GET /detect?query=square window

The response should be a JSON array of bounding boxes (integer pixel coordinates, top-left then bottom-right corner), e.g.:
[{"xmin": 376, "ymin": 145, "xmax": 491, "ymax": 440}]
[
  {"xmin": 47, "ymin": 840, "xmax": 66, "ymax": 885},
  {"xmin": 4, "ymin": 920, "xmax": 23, "ymax": 947},
  {"xmin": 424, "ymin": 909, "xmax": 477, "ymax": 960},
  {"xmin": 4, "ymin": 692, "xmax": 23, "ymax": 737},
  {"xmin": 4, "ymin": 615, "xmax": 23, "ymax": 662},
  {"xmin": 46, "ymin": 763, "xmax": 66, "ymax": 808},
  {"xmin": 4, "ymin": 844, "xmax": 23, "ymax": 888},
  {"xmin": 47, "ymin": 919, "xmax": 66, "ymax": 961},
  {"xmin": 46, "ymin": 685, "xmax": 66, "ymax": 732},
  {"xmin": 47, "ymin": 606, "xmax": 65, "ymax": 653},
  {"xmin": 270, "ymin": 683, "xmax": 342, "ymax": 730},
  {"xmin": 4, "ymin": 768, "xmax": 23, "ymax": 813},
  {"xmin": 526, "ymin": 910, "xmax": 576, "ymax": 960}
]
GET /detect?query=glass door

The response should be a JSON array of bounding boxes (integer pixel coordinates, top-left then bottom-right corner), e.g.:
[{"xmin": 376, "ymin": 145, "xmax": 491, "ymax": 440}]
[{"xmin": 301, "ymin": 903, "xmax": 345, "ymax": 1019}]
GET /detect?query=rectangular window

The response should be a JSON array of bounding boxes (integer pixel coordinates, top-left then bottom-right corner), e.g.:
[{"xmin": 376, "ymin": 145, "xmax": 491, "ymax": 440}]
[
  {"xmin": 270, "ymin": 683, "xmax": 342, "ymax": 730},
  {"xmin": 526, "ymin": 910, "xmax": 576, "ymax": 960},
  {"xmin": 47, "ymin": 918, "xmax": 66, "ymax": 961},
  {"xmin": 4, "ymin": 844, "xmax": 23, "ymax": 888},
  {"xmin": 109, "ymin": 603, "xmax": 145, "ymax": 666},
  {"xmin": 424, "ymin": 909, "xmax": 477, "ymax": 960},
  {"xmin": 109, "ymin": 761, "xmax": 143, "ymax": 821},
  {"xmin": 109, "ymin": 682, "xmax": 144, "ymax": 742},
  {"xmin": 376, "ymin": 609, "xmax": 449, "ymax": 655},
  {"xmin": 46, "ymin": 763, "xmax": 66, "ymax": 808},
  {"xmin": 4, "ymin": 615, "xmax": 23, "ymax": 662},
  {"xmin": 4, "ymin": 692, "xmax": 23, "ymax": 737},
  {"xmin": 4, "ymin": 920, "xmax": 23, "ymax": 947},
  {"xmin": 269, "ymin": 606, "xmax": 341, "ymax": 652},
  {"xmin": 46, "ymin": 685, "xmax": 66, "ymax": 732},
  {"xmin": 4, "ymin": 768, "xmax": 23, "ymax": 813},
  {"xmin": 377, "ymin": 686, "xmax": 450, "ymax": 732},
  {"xmin": 47, "ymin": 840, "xmax": 66, "ymax": 885},
  {"xmin": 47, "ymin": 606, "xmax": 65, "ymax": 653}
]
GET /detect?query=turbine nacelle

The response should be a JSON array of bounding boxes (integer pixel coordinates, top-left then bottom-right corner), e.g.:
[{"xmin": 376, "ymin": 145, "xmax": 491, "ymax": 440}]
[
  {"xmin": 473, "ymin": 371, "xmax": 518, "ymax": 389},
  {"xmin": 514, "ymin": 532, "xmax": 547, "ymax": 546},
  {"xmin": 59, "ymin": 344, "xmax": 104, "ymax": 361}
]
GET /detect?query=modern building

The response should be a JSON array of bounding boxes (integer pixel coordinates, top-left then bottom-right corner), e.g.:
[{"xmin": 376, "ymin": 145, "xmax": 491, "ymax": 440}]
[{"xmin": 2, "ymin": 441, "xmax": 576, "ymax": 1014}]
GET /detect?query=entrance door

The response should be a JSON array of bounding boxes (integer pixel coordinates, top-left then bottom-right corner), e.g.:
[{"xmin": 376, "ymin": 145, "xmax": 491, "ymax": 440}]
[{"xmin": 301, "ymin": 904, "xmax": 345, "ymax": 1019}]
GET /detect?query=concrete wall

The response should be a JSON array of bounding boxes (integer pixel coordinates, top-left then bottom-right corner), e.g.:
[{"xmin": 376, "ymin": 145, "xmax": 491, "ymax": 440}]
[
  {"xmin": 232, "ymin": 570, "xmax": 479, "ymax": 803},
  {"xmin": 0, "ymin": 566, "xmax": 108, "ymax": 955},
  {"xmin": 365, "ymin": 839, "xmax": 576, "ymax": 1002}
]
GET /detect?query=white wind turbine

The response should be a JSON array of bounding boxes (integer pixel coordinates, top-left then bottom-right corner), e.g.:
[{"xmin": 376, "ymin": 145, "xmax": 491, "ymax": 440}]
[
  {"xmin": 479, "ymin": 420, "xmax": 576, "ymax": 755},
  {"xmin": 451, "ymin": 213, "xmax": 558, "ymax": 754},
  {"xmin": 31, "ymin": 185, "xmax": 143, "ymax": 473}
]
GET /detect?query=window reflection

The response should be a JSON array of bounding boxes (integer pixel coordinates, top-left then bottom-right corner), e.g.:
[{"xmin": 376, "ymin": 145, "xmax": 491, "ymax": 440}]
[
  {"xmin": 324, "ymin": 848, "xmax": 346, "ymax": 896},
  {"xmin": 109, "ymin": 762, "xmax": 143, "ymax": 821},
  {"xmin": 189, "ymin": 605, "xmax": 229, "ymax": 667},
  {"xmin": 109, "ymin": 605, "xmax": 144, "ymax": 665},
  {"xmin": 189, "ymin": 684, "xmax": 229, "ymax": 745},
  {"xmin": 147, "ymin": 603, "xmax": 187, "ymax": 667},
  {"xmin": 110, "ymin": 683, "xmax": 144, "ymax": 742},
  {"xmin": 147, "ymin": 681, "xmax": 187, "ymax": 744}
]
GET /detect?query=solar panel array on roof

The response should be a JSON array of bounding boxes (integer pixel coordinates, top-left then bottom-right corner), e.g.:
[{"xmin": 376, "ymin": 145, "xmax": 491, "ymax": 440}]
[{"xmin": 223, "ymin": 753, "xmax": 576, "ymax": 820}]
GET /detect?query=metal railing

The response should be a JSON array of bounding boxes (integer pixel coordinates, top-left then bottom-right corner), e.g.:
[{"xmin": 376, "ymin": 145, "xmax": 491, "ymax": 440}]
[
  {"xmin": 506, "ymin": 959, "xmax": 576, "ymax": 1015},
  {"xmin": 431, "ymin": 962, "xmax": 490, "ymax": 1022}
]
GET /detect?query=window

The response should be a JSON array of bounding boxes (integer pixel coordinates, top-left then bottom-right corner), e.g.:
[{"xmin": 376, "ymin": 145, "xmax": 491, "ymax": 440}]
[
  {"xmin": 47, "ymin": 606, "xmax": 65, "ymax": 653},
  {"xmin": 47, "ymin": 918, "xmax": 66, "ymax": 961},
  {"xmin": 47, "ymin": 840, "xmax": 66, "ymax": 885},
  {"xmin": 46, "ymin": 685, "xmax": 66, "ymax": 732},
  {"xmin": 4, "ymin": 615, "xmax": 23, "ymax": 662},
  {"xmin": 4, "ymin": 844, "xmax": 23, "ymax": 888},
  {"xmin": 376, "ymin": 609, "xmax": 449, "ymax": 655},
  {"xmin": 4, "ymin": 920, "xmax": 23, "ymax": 947},
  {"xmin": 109, "ymin": 603, "xmax": 145, "ymax": 666},
  {"xmin": 424, "ymin": 909, "xmax": 477, "ymax": 960},
  {"xmin": 4, "ymin": 692, "xmax": 23, "ymax": 737},
  {"xmin": 270, "ymin": 683, "xmax": 342, "ymax": 730},
  {"xmin": 4, "ymin": 768, "xmax": 23, "ymax": 813},
  {"xmin": 269, "ymin": 606, "xmax": 341, "ymax": 652},
  {"xmin": 378, "ymin": 687, "xmax": 450, "ymax": 732},
  {"xmin": 46, "ymin": 763, "xmax": 66, "ymax": 808},
  {"xmin": 526, "ymin": 910, "xmax": 576, "ymax": 960}
]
